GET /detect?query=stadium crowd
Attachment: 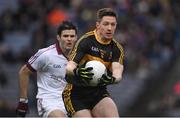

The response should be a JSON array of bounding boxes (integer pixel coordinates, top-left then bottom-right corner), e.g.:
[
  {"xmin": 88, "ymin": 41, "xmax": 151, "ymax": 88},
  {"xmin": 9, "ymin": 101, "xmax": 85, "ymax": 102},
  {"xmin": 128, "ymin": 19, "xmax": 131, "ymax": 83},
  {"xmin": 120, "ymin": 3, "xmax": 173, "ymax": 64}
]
[{"xmin": 0, "ymin": 0, "xmax": 180, "ymax": 116}]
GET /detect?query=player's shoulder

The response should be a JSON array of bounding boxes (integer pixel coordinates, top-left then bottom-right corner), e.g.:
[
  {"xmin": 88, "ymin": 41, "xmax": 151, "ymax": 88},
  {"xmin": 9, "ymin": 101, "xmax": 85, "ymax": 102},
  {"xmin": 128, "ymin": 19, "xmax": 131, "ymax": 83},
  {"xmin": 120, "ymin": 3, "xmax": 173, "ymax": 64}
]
[
  {"xmin": 112, "ymin": 39, "xmax": 124, "ymax": 51},
  {"xmin": 73, "ymin": 31, "xmax": 94, "ymax": 48},
  {"xmin": 79, "ymin": 31, "xmax": 95, "ymax": 42},
  {"xmin": 112, "ymin": 39, "xmax": 123, "ymax": 47},
  {"xmin": 37, "ymin": 44, "xmax": 56, "ymax": 56},
  {"xmin": 82, "ymin": 30, "xmax": 94, "ymax": 39}
]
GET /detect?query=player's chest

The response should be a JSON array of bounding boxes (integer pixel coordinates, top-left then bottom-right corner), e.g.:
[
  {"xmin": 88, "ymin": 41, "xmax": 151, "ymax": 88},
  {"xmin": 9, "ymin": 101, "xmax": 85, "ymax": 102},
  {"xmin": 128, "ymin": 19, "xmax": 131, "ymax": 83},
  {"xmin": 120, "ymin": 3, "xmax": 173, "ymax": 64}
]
[
  {"xmin": 45, "ymin": 55, "xmax": 67, "ymax": 74},
  {"xmin": 88, "ymin": 43, "xmax": 113, "ymax": 61}
]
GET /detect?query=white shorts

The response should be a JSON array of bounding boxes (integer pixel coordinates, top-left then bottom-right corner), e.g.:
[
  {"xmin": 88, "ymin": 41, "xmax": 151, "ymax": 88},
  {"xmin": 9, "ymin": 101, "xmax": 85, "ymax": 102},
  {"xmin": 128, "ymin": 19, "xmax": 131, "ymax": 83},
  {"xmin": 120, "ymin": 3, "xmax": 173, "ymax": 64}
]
[{"xmin": 37, "ymin": 97, "xmax": 67, "ymax": 117}]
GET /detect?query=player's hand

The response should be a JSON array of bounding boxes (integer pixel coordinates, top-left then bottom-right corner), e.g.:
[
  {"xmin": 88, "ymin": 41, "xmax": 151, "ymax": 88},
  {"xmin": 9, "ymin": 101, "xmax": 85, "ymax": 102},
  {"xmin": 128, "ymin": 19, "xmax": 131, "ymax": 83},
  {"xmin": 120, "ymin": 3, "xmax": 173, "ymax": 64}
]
[
  {"xmin": 98, "ymin": 74, "xmax": 115, "ymax": 86},
  {"xmin": 74, "ymin": 64, "xmax": 94, "ymax": 85},
  {"xmin": 74, "ymin": 67, "xmax": 94, "ymax": 85},
  {"xmin": 16, "ymin": 98, "xmax": 28, "ymax": 117}
]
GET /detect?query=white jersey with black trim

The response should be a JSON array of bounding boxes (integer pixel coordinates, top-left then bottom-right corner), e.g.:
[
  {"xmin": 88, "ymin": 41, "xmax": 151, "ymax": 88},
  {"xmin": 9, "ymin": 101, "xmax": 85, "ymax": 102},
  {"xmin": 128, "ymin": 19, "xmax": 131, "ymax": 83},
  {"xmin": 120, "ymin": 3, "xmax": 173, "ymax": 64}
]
[{"xmin": 27, "ymin": 43, "xmax": 67, "ymax": 99}]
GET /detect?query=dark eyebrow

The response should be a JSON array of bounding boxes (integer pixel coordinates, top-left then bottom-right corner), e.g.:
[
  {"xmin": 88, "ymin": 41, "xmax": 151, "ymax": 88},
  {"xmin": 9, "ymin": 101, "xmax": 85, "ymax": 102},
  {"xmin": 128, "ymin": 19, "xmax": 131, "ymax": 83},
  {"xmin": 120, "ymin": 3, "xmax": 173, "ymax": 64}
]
[{"xmin": 62, "ymin": 34, "xmax": 75, "ymax": 37}]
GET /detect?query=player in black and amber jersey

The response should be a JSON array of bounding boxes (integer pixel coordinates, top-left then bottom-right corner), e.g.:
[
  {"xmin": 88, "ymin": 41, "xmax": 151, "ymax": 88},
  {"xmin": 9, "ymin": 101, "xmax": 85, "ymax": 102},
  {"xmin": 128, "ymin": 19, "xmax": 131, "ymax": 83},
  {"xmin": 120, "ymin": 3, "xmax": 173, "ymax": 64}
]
[{"xmin": 63, "ymin": 8, "xmax": 124, "ymax": 117}]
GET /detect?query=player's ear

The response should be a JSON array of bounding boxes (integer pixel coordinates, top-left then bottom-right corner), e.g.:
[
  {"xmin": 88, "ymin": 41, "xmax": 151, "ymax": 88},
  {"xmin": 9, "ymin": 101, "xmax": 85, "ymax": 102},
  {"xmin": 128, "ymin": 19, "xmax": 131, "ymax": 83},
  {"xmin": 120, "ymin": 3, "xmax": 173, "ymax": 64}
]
[
  {"xmin": 96, "ymin": 21, "xmax": 100, "ymax": 29},
  {"xmin": 57, "ymin": 35, "xmax": 61, "ymax": 41}
]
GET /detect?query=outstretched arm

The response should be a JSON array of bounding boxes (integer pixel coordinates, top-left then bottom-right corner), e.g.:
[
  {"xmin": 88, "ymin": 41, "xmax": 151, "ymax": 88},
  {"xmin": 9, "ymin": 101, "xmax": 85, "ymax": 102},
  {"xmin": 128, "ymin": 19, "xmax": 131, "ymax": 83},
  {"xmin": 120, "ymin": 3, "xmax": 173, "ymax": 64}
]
[{"xmin": 16, "ymin": 64, "xmax": 32, "ymax": 117}]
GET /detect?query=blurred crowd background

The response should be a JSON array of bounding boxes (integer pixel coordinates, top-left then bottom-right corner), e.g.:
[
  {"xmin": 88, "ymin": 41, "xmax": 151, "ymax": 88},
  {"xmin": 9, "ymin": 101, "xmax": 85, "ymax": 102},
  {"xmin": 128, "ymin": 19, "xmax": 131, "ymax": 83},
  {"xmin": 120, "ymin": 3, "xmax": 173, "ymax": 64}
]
[{"xmin": 0, "ymin": 0, "xmax": 180, "ymax": 117}]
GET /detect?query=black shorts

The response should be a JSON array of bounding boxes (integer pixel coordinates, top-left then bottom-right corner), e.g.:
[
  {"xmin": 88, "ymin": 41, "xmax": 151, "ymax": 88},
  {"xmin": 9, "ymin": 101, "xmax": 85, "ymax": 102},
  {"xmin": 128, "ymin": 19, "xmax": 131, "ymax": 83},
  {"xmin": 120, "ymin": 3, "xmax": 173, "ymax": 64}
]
[{"xmin": 62, "ymin": 84, "xmax": 110, "ymax": 116}]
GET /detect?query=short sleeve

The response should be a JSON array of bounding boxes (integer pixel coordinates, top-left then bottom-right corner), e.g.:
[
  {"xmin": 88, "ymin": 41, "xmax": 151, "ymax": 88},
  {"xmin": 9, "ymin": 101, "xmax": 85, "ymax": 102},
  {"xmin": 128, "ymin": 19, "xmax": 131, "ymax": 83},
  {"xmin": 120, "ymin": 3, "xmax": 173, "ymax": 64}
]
[
  {"xmin": 69, "ymin": 38, "xmax": 89, "ymax": 64},
  {"xmin": 112, "ymin": 41, "xmax": 124, "ymax": 65},
  {"xmin": 27, "ymin": 49, "xmax": 47, "ymax": 72}
]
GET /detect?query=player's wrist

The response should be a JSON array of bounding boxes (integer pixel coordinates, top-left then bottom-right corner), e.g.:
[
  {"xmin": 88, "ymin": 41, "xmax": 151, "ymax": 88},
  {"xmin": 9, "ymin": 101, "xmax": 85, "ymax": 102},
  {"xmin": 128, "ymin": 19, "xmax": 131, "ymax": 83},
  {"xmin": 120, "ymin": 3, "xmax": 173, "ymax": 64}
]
[
  {"xmin": 112, "ymin": 76, "xmax": 122, "ymax": 84},
  {"xmin": 73, "ymin": 68, "xmax": 78, "ymax": 77},
  {"xmin": 16, "ymin": 98, "xmax": 28, "ymax": 117}
]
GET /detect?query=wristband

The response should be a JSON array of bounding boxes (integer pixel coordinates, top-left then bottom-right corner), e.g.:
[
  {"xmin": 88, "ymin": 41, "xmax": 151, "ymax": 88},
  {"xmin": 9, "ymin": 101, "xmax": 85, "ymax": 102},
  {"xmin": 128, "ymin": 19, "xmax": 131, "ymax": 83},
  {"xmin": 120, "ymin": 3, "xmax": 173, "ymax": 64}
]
[{"xmin": 20, "ymin": 98, "xmax": 28, "ymax": 103}]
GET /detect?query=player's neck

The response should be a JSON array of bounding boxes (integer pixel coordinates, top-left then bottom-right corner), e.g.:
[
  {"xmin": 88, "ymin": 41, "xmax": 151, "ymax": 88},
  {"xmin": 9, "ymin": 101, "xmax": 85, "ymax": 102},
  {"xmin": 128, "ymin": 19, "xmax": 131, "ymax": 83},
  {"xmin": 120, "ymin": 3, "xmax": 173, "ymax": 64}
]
[
  {"xmin": 95, "ymin": 30, "xmax": 112, "ymax": 44},
  {"xmin": 59, "ymin": 43, "xmax": 69, "ymax": 57}
]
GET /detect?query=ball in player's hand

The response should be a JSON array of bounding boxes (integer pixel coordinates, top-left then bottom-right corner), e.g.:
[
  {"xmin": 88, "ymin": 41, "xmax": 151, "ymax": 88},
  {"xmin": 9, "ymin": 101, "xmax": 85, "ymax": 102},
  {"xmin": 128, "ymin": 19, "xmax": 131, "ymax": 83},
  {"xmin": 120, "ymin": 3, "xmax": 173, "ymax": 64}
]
[{"xmin": 85, "ymin": 60, "xmax": 106, "ymax": 86}]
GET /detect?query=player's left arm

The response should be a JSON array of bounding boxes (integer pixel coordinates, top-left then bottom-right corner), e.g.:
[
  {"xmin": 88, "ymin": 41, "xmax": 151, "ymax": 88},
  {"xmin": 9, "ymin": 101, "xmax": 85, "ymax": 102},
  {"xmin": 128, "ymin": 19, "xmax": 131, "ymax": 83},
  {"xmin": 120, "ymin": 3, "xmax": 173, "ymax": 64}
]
[{"xmin": 99, "ymin": 41, "xmax": 124, "ymax": 85}]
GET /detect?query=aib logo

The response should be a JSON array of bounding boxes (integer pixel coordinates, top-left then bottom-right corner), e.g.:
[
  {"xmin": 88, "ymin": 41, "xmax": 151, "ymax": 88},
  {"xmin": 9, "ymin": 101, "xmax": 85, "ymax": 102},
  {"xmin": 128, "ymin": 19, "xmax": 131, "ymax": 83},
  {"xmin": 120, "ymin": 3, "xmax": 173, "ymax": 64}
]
[
  {"xmin": 53, "ymin": 64, "xmax": 62, "ymax": 68},
  {"xmin": 91, "ymin": 46, "xmax": 99, "ymax": 52}
]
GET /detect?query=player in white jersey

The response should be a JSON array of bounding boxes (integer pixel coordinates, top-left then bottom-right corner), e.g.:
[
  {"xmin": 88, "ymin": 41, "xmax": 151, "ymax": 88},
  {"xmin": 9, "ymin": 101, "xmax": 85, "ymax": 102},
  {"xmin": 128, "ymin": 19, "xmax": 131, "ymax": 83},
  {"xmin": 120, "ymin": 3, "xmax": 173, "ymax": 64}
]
[{"xmin": 16, "ymin": 21, "xmax": 77, "ymax": 117}]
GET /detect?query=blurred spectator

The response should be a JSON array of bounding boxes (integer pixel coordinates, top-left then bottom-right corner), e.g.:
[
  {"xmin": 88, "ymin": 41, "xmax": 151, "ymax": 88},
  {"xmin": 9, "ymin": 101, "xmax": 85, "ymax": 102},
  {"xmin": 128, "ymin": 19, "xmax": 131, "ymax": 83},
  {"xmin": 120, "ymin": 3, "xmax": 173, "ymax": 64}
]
[
  {"xmin": 0, "ymin": 69, "xmax": 8, "ymax": 88},
  {"xmin": 47, "ymin": 8, "xmax": 67, "ymax": 26},
  {"xmin": 173, "ymin": 81, "xmax": 180, "ymax": 97}
]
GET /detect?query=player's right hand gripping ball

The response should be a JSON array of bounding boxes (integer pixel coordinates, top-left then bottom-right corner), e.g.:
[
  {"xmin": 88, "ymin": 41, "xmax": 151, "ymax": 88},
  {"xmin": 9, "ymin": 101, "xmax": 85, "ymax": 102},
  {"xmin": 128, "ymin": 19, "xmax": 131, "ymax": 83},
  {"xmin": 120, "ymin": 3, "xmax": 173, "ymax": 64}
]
[
  {"xmin": 16, "ymin": 99, "xmax": 28, "ymax": 117},
  {"xmin": 74, "ymin": 64, "xmax": 94, "ymax": 85}
]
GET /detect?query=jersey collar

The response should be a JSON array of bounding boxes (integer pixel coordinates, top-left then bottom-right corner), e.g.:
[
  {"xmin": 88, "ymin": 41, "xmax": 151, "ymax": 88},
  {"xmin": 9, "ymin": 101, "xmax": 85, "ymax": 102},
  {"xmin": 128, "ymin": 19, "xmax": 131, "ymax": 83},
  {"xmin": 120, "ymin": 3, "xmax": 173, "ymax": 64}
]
[
  {"xmin": 94, "ymin": 29, "xmax": 112, "ymax": 45},
  {"xmin": 56, "ymin": 41, "xmax": 62, "ymax": 55},
  {"xmin": 55, "ymin": 41, "xmax": 68, "ymax": 59}
]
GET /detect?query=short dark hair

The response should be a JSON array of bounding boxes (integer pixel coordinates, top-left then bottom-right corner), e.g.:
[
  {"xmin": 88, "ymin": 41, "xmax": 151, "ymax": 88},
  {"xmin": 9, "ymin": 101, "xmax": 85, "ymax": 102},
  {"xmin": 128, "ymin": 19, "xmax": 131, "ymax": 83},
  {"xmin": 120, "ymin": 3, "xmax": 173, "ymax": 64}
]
[
  {"xmin": 97, "ymin": 8, "xmax": 117, "ymax": 21},
  {"xmin": 57, "ymin": 21, "xmax": 77, "ymax": 35}
]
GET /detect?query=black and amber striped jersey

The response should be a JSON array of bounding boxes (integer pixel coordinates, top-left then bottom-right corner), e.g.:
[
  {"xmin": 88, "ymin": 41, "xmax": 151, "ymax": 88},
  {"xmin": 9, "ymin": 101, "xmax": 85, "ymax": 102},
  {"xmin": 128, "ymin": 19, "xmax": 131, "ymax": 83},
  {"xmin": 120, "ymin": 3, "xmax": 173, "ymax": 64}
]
[{"xmin": 70, "ymin": 30, "xmax": 124, "ymax": 71}]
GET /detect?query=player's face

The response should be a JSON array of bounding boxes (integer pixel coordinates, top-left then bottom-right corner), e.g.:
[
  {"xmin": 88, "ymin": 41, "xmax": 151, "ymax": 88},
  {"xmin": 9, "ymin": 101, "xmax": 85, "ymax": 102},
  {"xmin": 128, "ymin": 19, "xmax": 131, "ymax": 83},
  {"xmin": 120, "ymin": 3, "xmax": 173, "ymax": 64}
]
[
  {"xmin": 57, "ymin": 29, "xmax": 77, "ymax": 51},
  {"xmin": 96, "ymin": 16, "xmax": 117, "ymax": 40}
]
